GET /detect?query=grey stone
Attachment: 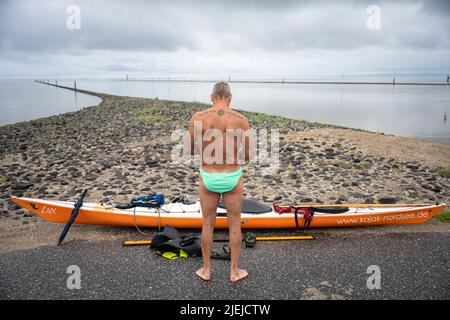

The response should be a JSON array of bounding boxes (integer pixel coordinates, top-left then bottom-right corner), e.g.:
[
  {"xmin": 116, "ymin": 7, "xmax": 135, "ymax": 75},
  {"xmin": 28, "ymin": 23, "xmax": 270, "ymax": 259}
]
[
  {"xmin": 12, "ymin": 181, "xmax": 32, "ymax": 190},
  {"xmin": 98, "ymin": 160, "xmax": 113, "ymax": 169},
  {"xmin": 378, "ymin": 197, "xmax": 397, "ymax": 204},
  {"xmin": 364, "ymin": 197, "xmax": 375, "ymax": 204},
  {"xmin": 84, "ymin": 173, "xmax": 98, "ymax": 181}
]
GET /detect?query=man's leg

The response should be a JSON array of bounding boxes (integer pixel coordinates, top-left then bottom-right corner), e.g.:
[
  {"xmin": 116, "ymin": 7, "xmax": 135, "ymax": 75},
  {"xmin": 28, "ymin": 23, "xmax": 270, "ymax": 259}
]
[
  {"xmin": 222, "ymin": 178, "xmax": 248, "ymax": 282},
  {"xmin": 197, "ymin": 177, "xmax": 220, "ymax": 281}
]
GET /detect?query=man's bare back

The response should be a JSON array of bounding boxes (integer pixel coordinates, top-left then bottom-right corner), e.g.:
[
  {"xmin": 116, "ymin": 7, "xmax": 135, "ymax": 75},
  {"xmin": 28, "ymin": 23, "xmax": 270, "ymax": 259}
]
[
  {"xmin": 186, "ymin": 82, "xmax": 250, "ymax": 282},
  {"xmin": 189, "ymin": 106, "xmax": 250, "ymax": 172}
]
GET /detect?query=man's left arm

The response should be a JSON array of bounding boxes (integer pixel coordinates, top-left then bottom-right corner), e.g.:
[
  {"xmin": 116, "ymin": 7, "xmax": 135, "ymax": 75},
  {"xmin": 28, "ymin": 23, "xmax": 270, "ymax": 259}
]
[{"xmin": 243, "ymin": 118, "xmax": 255, "ymax": 162}]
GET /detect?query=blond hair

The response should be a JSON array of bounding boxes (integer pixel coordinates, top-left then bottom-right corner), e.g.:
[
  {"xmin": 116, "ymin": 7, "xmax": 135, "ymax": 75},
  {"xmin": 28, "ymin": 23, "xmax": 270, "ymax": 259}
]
[{"xmin": 211, "ymin": 82, "xmax": 232, "ymax": 99}]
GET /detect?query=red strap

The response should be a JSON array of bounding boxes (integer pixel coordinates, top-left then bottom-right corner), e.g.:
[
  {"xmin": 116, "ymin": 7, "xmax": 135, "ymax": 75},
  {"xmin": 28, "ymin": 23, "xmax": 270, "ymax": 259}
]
[
  {"xmin": 273, "ymin": 204, "xmax": 293, "ymax": 213},
  {"xmin": 273, "ymin": 204, "xmax": 315, "ymax": 228},
  {"xmin": 302, "ymin": 207, "xmax": 314, "ymax": 222},
  {"xmin": 273, "ymin": 204, "xmax": 314, "ymax": 216}
]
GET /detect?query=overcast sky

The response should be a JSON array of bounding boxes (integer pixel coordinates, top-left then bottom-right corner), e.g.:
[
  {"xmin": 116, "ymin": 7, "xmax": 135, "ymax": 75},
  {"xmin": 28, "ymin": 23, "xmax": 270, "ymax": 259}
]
[{"xmin": 0, "ymin": 0, "xmax": 449, "ymax": 79}]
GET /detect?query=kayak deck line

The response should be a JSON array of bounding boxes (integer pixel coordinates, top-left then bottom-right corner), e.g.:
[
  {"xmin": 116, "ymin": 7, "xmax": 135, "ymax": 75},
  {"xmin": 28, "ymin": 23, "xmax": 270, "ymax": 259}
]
[
  {"xmin": 14, "ymin": 196, "xmax": 439, "ymax": 208},
  {"xmin": 11, "ymin": 196, "xmax": 440, "ymax": 212},
  {"xmin": 10, "ymin": 197, "xmax": 441, "ymax": 218},
  {"xmin": 10, "ymin": 196, "xmax": 447, "ymax": 229},
  {"xmin": 276, "ymin": 203, "xmax": 441, "ymax": 208}
]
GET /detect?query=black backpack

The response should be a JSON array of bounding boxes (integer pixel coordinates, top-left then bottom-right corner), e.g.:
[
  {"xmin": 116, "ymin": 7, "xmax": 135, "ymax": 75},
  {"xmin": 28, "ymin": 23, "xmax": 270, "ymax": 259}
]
[{"xmin": 150, "ymin": 225, "xmax": 201, "ymax": 257}]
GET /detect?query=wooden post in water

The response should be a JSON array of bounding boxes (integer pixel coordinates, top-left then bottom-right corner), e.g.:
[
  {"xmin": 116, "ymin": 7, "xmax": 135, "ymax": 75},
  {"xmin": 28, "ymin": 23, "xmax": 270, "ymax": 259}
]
[
  {"xmin": 74, "ymin": 80, "xmax": 77, "ymax": 91},
  {"xmin": 55, "ymin": 80, "xmax": 57, "ymax": 86}
]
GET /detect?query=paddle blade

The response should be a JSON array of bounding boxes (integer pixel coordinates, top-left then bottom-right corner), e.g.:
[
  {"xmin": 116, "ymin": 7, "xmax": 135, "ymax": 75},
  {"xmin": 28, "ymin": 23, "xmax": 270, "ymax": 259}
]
[
  {"xmin": 57, "ymin": 215, "xmax": 77, "ymax": 246},
  {"xmin": 57, "ymin": 189, "xmax": 87, "ymax": 246}
]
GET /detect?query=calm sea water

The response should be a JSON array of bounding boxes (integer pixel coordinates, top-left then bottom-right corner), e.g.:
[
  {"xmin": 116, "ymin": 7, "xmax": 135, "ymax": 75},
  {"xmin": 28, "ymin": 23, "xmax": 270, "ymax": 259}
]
[
  {"xmin": 60, "ymin": 79, "xmax": 450, "ymax": 144},
  {"xmin": 0, "ymin": 80, "xmax": 101, "ymax": 125},
  {"xmin": 1, "ymin": 79, "xmax": 449, "ymax": 144}
]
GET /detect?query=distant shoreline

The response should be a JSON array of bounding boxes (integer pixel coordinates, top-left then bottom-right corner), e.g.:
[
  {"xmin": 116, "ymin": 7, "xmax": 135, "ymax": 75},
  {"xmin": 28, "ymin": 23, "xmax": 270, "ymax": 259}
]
[
  {"xmin": 0, "ymin": 80, "xmax": 447, "ymax": 145},
  {"xmin": 23, "ymin": 80, "xmax": 449, "ymax": 146},
  {"xmin": 35, "ymin": 78, "xmax": 450, "ymax": 86}
]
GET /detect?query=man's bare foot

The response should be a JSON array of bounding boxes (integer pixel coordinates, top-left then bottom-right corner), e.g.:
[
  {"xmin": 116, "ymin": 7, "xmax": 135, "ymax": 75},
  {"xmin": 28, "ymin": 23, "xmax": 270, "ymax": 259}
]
[
  {"xmin": 230, "ymin": 269, "xmax": 248, "ymax": 282},
  {"xmin": 196, "ymin": 266, "xmax": 211, "ymax": 281}
]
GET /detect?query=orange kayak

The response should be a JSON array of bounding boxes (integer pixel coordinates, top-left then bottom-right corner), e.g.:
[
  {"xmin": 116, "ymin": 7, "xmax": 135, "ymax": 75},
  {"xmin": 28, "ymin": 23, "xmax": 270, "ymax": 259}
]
[{"xmin": 10, "ymin": 196, "xmax": 447, "ymax": 229}]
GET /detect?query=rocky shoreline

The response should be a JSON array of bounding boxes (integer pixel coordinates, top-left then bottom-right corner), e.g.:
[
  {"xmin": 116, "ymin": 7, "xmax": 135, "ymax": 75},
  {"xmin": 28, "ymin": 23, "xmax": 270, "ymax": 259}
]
[{"xmin": 0, "ymin": 88, "xmax": 449, "ymax": 226}]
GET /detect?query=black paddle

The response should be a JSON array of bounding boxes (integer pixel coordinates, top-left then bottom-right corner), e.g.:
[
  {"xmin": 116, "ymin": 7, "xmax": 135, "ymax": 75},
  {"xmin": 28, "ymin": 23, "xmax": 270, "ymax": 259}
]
[{"xmin": 57, "ymin": 189, "xmax": 88, "ymax": 246}]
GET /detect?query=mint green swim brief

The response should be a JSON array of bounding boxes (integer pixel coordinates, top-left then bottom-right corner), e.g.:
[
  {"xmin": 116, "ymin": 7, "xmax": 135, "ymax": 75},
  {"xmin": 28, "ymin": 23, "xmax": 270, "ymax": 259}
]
[{"xmin": 199, "ymin": 167, "xmax": 243, "ymax": 194}]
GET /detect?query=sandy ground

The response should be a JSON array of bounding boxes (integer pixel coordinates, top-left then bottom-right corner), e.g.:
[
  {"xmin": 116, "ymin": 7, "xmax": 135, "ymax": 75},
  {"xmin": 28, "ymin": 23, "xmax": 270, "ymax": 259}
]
[{"xmin": 286, "ymin": 128, "xmax": 450, "ymax": 168}]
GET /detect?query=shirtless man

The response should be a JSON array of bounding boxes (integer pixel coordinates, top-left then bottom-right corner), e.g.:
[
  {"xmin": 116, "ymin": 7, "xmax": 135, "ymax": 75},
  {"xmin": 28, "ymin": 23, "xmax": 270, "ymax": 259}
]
[{"xmin": 185, "ymin": 82, "xmax": 252, "ymax": 282}]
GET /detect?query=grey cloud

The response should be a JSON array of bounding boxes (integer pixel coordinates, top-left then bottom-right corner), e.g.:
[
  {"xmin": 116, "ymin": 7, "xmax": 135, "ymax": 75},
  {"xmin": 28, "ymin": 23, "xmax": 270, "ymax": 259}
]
[
  {"xmin": 420, "ymin": 0, "xmax": 450, "ymax": 14},
  {"xmin": 1, "ymin": 0, "xmax": 449, "ymax": 54},
  {"xmin": 0, "ymin": 0, "xmax": 449, "ymax": 78}
]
